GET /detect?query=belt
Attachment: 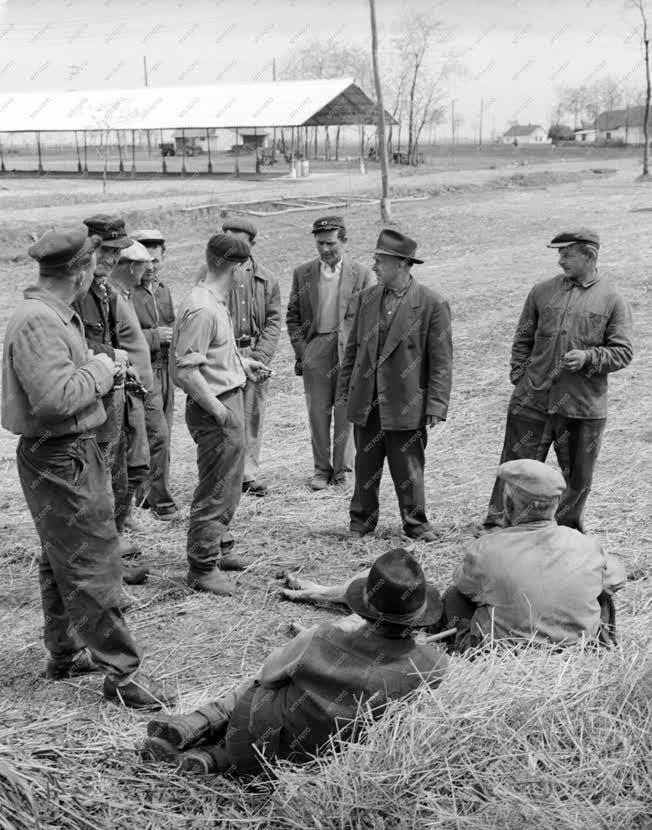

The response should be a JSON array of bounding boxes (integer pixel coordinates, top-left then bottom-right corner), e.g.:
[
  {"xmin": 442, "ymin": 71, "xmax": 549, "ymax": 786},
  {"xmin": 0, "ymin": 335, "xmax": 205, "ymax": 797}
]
[{"xmin": 235, "ymin": 335, "xmax": 252, "ymax": 348}]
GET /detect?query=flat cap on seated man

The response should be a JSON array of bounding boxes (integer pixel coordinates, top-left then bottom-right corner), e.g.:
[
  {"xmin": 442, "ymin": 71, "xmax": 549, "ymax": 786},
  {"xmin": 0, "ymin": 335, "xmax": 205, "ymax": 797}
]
[
  {"xmin": 442, "ymin": 459, "xmax": 626, "ymax": 648},
  {"xmin": 140, "ymin": 548, "xmax": 449, "ymax": 776}
]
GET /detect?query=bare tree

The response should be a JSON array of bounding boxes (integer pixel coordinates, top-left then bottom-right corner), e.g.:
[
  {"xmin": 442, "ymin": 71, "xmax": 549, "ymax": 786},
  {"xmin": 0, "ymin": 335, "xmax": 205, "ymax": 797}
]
[
  {"xmin": 369, "ymin": 0, "xmax": 391, "ymax": 221},
  {"xmin": 629, "ymin": 0, "xmax": 651, "ymax": 175}
]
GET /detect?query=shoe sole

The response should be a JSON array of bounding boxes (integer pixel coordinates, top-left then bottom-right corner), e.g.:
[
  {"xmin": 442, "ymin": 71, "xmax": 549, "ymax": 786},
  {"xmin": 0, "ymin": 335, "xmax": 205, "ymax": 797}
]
[
  {"xmin": 147, "ymin": 720, "xmax": 186, "ymax": 748},
  {"xmin": 140, "ymin": 737, "xmax": 180, "ymax": 764},
  {"xmin": 179, "ymin": 753, "xmax": 214, "ymax": 774}
]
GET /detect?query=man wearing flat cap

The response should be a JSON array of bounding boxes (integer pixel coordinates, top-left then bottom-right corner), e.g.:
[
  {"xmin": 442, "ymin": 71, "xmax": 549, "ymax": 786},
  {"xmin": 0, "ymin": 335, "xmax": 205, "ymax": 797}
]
[
  {"xmin": 130, "ymin": 229, "xmax": 179, "ymax": 521},
  {"xmin": 172, "ymin": 233, "xmax": 270, "ymax": 596},
  {"xmin": 139, "ymin": 547, "xmax": 448, "ymax": 775},
  {"xmin": 441, "ymin": 459, "xmax": 626, "ymax": 648},
  {"xmin": 1, "ymin": 228, "xmax": 175, "ymax": 709},
  {"xmin": 484, "ymin": 229, "xmax": 633, "ymax": 533},
  {"xmin": 287, "ymin": 216, "xmax": 375, "ymax": 490},
  {"xmin": 337, "ymin": 229, "xmax": 453, "ymax": 543}
]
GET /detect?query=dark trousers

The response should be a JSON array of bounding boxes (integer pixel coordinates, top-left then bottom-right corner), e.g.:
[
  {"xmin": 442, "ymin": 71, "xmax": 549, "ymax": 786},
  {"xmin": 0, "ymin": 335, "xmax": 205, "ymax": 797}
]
[
  {"xmin": 185, "ymin": 390, "xmax": 245, "ymax": 573},
  {"xmin": 158, "ymin": 359, "xmax": 175, "ymax": 440},
  {"xmin": 302, "ymin": 333, "xmax": 353, "ymax": 477},
  {"xmin": 142, "ymin": 383, "xmax": 175, "ymax": 510},
  {"xmin": 17, "ymin": 434, "xmax": 141, "ymax": 680},
  {"xmin": 350, "ymin": 407, "xmax": 431, "ymax": 538},
  {"xmin": 485, "ymin": 410, "xmax": 606, "ymax": 532}
]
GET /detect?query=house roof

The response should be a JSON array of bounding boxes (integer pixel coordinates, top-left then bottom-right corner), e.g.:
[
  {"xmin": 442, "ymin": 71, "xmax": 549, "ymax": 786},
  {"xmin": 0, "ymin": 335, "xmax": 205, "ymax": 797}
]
[
  {"xmin": 597, "ymin": 106, "xmax": 651, "ymax": 130},
  {"xmin": 503, "ymin": 124, "xmax": 545, "ymax": 137},
  {"xmin": 0, "ymin": 79, "xmax": 396, "ymax": 133}
]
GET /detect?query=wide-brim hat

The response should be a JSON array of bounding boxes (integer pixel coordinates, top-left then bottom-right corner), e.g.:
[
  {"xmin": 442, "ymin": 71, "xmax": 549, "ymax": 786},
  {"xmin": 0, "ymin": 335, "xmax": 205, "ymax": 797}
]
[
  {"xmin": 345, "ymin": 548, "xmax": 442, "ymax": 628},
  {"xmin": 372, "ymin": 228, "xmax": 424, "ymax": 264}
]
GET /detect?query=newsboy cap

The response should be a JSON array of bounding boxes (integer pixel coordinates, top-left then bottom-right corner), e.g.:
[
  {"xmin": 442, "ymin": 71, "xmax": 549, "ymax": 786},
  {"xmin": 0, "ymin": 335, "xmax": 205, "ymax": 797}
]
[
  {"xmin": 28, "ymin": 227, "xmax": 102, "ymax": 274},
  {"xmin": 345, "ymin": 548, "xmax": 442, "ymax": 628},
  {"xmin": 546, "ymin": 228, "xmax": 600, "ymax": 249},
  {"xmin": 311, "ymin": 215, "xmax": 346, "ymax": 234},
  {"xmin": 130, "ymin": 228, "xmax": 165, "ymax": 245},
  {"xmin": 118, "ymin": 240, "xmax": 152, "ymax": 263},
  {"xmin": 498, "ymin": 459, "xmax": 565, "ymax": 500},
  {"xmin": 222, "ymin": 216, "xmax": 257, "ymax": 240},
  {"xmin": 83, "ymin": 214, "xmax": 132, "ymax": 249},
  {"xmin": 373, "ymin": 228, "xmax": 424, "ymax": 264},
  {"xmin": 206, "ymin": 232, "xmax": 250, "ymax": 265}
]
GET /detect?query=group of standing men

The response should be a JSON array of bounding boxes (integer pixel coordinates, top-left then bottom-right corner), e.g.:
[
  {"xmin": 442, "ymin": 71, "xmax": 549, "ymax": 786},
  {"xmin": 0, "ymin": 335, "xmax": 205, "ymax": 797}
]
[{"xmin": 1, "ymin": 206, "xmax": 634, "ymax": 714}]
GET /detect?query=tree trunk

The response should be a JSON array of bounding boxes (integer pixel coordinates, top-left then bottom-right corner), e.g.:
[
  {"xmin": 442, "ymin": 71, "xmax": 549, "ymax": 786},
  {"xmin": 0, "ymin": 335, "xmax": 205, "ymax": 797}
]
[
  {"xmin": 325, "ymin": 126, "xmax": 330, "ymax": 160},
  {"xmin": 407, "ymin": 54, "xmax": 421, "ymax": 160},
  {"xmin": 643, "ymin": 19, "xmax": 650, "ymax": 175},
  {"xmin": 314, "ymin": 126, "xmax": 318, "ymax": 159},
  {"xmin": 369, "ymin": 0, "xmax": 391, "ymax": 221}
]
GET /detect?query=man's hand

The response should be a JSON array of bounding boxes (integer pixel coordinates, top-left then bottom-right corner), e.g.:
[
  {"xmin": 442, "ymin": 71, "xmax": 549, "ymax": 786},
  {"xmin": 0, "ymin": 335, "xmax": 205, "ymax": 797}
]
[
  {"xmin": 93, "ymin": 352, "xmax": 115, "ymax": 372},
  {"xmin": 126, "ymin": 365, "xmax": 141, "ymax": 382},
  {"xmin": 241, "ymin": 356, "xmax": 272, "ymax": 383},
  {"xmin": 562, "ymin": 350, "xmax": 588, "ymax": 372},
  {"xmin": 294, "ymin": 359, "xmax": 303, "ymax": 377},
  {"xmin": 212, "ymin": 400, "xmax": 231, "ymax": 425},
  {"xmin": 114, "ymin": 348, "xmax": 129, "ymax": 367},
  {"xmin": 425, "ymin": 415, "xmax": 445, "ymax": 431},
  {"xmin": 157, "ymin": 326, "xmax": 173, "ymax": 345}
]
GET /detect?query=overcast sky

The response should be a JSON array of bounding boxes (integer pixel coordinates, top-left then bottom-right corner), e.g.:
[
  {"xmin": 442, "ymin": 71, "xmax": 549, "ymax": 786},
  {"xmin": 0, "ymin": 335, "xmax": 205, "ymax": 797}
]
[{"xmin": 0, "ymin": 0, "xmax": 644, "ymax": 136}]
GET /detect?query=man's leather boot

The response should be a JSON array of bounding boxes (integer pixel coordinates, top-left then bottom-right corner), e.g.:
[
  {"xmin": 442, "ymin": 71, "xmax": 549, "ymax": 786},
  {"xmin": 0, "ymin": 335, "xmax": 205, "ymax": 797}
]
[
  {"xmin": 147, "ymin": 712, "xmax": 211, "ymax": 750},
  {"xmin": 187, "ymin": 568, "xmax": 234, "ymax": 596}
]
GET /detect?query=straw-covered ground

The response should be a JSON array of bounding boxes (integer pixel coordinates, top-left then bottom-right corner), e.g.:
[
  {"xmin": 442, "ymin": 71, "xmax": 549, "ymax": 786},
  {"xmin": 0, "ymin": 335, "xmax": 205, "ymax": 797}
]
[{"xmin": 0, "ymin": 166, "xmax": 650, "ymax": 829}]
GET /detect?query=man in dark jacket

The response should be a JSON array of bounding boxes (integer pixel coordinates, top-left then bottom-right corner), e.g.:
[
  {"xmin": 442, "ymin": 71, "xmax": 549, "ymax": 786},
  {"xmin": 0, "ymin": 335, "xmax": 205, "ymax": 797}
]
[
  {"xmin": 337, "ymin": 230, "xmax": 453, "ymax": 543},
  {"xmin": 140, "ymin": 548, "xmax": 448, "ymax": 776},
  {"xmin": 131, "ymin": 228, "xmax": 179, "ymax": 520},
  {"xmin": 483, "ymin": 229, "xmax": 633, "ymax": 532},
  {"xmin": 286, "ymin": 216, "xmax": 375, "ymax": 490}
]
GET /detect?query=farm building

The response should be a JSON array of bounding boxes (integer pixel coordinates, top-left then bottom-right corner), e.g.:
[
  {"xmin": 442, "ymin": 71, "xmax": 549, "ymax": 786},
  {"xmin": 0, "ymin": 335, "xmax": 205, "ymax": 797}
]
[
  {"xmin": 574, "ymin": 128, "xmax": 598, "ymax": 143},
  {"xmin": 502, "ymin": 124, "xmax": 549, "ymax": 145},
  {"xmin": 596, "ymin": 106, "xmax": 651, "ymax": 144}
]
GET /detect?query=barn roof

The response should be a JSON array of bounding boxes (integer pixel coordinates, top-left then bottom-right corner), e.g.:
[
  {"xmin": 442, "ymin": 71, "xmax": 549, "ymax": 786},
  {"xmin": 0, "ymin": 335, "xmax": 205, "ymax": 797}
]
[
  {"xmin": 596, "ymin": 106, "xmax": 651, "ymax": 130},
  {"xmin": 503, "ymin": 124, "xmax": 545, "ymax": 137},
  {"xmin": 0, "ymin": 79, "xmax": 395, "ymax": 133}
]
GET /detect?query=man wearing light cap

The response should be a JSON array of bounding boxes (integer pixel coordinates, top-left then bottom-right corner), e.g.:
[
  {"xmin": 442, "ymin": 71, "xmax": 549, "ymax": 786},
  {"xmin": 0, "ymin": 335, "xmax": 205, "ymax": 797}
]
[
  {"xmin": 484, "ymin": 229, "xmax": 633, "ymax": 533},
  {"xmin": 287, "ymin": 216, "xmax": 375, "ymax": 490},
  {"xmin": 172, "ymin": 233, "xmax": 270, "ymax": 596},
  {"xmin": 2, "ymin": 227, "xmax": 174, "ymax": 709},
  {"xmin": 443, "ymin": 459, "xmax": 626, "ymax": 647},
  {"xmin": 130, "ymin": 229, "xmax": 179, "ymax": 521}
]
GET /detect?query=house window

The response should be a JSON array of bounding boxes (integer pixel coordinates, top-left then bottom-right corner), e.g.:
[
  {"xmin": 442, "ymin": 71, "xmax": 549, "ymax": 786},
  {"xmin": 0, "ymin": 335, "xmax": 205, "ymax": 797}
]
[
  {"xmin": 606, "ymin": 132, "xmax": 612, "ymax": 140},
  {"xmin": 582, "ymin": 134, "xmax": 586, "ymax": 142}
]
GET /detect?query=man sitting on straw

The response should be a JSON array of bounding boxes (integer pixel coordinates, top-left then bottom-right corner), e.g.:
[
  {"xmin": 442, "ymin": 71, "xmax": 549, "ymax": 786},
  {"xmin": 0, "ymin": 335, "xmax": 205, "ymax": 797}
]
[
  {"xmin": 282, "ymin": 460, "xmax": 626, "ymax": 651},
  {"xmin": 139, "ymin": 549, "xmax": 449, "ymax": 776}
]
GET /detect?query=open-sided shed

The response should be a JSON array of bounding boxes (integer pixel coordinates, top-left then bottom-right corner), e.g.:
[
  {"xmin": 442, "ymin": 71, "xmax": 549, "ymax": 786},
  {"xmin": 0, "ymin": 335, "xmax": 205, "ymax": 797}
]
[{"xmin": 0, "ymin": 78, "xmax": 393, "ymax": 176}]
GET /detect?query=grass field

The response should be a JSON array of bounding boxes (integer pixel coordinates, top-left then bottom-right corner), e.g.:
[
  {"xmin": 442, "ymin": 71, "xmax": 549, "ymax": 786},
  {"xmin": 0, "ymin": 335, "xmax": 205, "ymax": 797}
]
[{"xmin": 0, "ymin": 164, "xmax": 650, "ymax": 829}]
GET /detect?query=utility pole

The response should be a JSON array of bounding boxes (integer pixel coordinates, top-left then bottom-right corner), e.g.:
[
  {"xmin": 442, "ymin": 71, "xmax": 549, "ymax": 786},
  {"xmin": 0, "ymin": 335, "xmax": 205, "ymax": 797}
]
[
  {"xmin": 369, "ymin": 0, "xmax": 391, "ymax": 221},
  {"xmin": 143, "ymin": 56, "xmax": 151, "ymax": 157},
  {"xmin": 479, "ymin": 97, "xmax": 484, "ymax": 149},
  {"xmin": 272, "ymin": 57, "xmax": 277, "ymax": 165}
]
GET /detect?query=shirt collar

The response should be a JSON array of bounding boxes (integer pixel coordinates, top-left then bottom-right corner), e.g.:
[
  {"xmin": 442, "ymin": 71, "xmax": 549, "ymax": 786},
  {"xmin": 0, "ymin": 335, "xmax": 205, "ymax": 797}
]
[
  {"xmin": 23, "ymin": 285, "xmax": 76, "ymax": 324},
  {"xmin": 108, "ymin": 279, "xmax": 131, "ymax": 300},
  {"xmin": 384, "ymin": 275, "xmax": 412, "ymax": 297},
  {"xmin": 320, "ymin": 258, "xmax": 343, "ymax": 279},
  {"xmin": 203, "ymin": 280, "xmax": 228, "ymax": 305},
  {"xmin": 562, "ymin": 270, "xmax": 600, "ymax": 290}
]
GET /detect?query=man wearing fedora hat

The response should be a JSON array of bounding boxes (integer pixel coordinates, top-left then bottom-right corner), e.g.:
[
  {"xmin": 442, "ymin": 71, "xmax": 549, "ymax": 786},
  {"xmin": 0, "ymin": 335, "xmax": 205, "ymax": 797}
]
[
  {"xmin": 139, "ymin": 548, "xmax": 448, "ymax": 775},
  {"xmin": 2, "ymin": 227, "xmax": 175, "ymax": 709},
  {"xmin": 287, "ymin": 216, "xmax": 375, "ymax": 491},
  {"xmin": 338, "ymin": 229, "xmax": 453, "ymax": 543},
  {"xmin": 443, "ymin": 459, "xmax": 626, "ymax": 648},
  {"xmin": 484, "ymin": 229, "xmax": 633, "ymax": 533}
]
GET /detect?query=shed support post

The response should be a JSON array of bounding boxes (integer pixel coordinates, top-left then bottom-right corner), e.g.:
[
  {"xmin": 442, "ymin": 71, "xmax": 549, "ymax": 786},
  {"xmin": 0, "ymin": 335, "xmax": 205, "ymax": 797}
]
[
  {"xmin": 160, "ymin": 129, "xmax": 167, "ymax": 174},
  {"xmin": 131, "ymin": 128, "xmax": 136, "ymax": 175},
  {"xmin": 0, "ymin": 137, "xmax": 5, "ymax": 173},
  {"xmin": 83, "ymin": 131, "xmax": 88, "ymax": 173},
  {"xmin": 206, "ymin": 128, "xmax": 213, "ymax": 173},
  {"xmin": 74, "ymin": 131, "xmax": 82, "ymax": 173},
  {"xmin": 234, "ymin": 127, "xmax": 240, "ymax": 176},
  {"xmin": 36, "ymin": 132, "xmax": 44, "ymax": 175},
  {"xmin": 181, "ymin": 128, "xmax": 187, "ymax": 176}
]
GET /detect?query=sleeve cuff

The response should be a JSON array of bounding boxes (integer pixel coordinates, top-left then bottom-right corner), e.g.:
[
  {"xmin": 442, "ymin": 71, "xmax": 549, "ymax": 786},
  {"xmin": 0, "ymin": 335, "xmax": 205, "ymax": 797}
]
[
  {"xmin": 176, "ymin": 352, "xmax": 208, "ymax": 369},
  {"xmin": 87, "ymin": 358, "xmax": 114, "ymax": 396}
]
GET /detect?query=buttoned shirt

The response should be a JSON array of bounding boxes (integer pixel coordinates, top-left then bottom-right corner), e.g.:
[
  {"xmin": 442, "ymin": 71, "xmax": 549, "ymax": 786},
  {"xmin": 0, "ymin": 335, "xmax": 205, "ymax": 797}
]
[
  {"xmin": 108, "ymin": 279, "xmax": 154, "ymax": 391},
  {"xmin": 132, "ymin": 279, "xmax": 175, "ymax": 368},
  {"xmin": 229, "ymin": 261, "xmax": 253, "ymax": 340},
  {"xmin": 316, "ymin": 259, "xmax": 342, "ymax": 333},
  {"xmin": 509, "ymin": 272, "xmax": 633, "ymax": 418},
  {"xmin": 171, "ymin": 282, "xmax": 246, "ymax": 397},
  {"xmin": 2, "ymin": 286, "xmax": 114, "ymax": 438},
  {"xmin": 455, "ymin": 521, "xmax": 626, "ymax": 644},
  {"xmin": 377, "ymin": 277, "xmax": 411, "ymax": 354}
]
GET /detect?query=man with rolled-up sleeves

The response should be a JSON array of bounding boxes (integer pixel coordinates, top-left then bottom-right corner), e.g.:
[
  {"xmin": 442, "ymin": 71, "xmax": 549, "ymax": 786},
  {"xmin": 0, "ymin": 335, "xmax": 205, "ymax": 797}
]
[{"xmin": 484, "ymin": 229, "xmax": 633, "ymax": 533}]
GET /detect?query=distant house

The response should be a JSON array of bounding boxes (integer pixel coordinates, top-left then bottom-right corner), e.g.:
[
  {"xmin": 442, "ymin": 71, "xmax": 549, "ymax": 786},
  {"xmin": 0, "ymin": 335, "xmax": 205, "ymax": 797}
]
[
  {"xmin": 596, "ymin": 106, "xmax": 651, "ymax": 144},
  {"xmin": 574, "ymin": 128, "xmax": 597, "ymax": 143},
  {"xmin": 502, "ymin": 124, "xmax": 549, "ymax": 145}
]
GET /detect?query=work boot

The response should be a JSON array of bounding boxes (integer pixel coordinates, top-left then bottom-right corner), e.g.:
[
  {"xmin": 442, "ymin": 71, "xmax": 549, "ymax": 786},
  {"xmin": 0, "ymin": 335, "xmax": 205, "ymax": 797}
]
[
  {"xmin": 123, "ymin": 514, "xmax": 144, "ymax": 533},
  {"xmin": 219, "ymin": 552, "xmax": 255, "ymax": 572},
  {"xmin": 123, "ymin": 565, "xmax": 150, "ymax": 586},
  {"xmin": 140, "ymin": 736, "xmax": 180, "ymax": 765},
  {"xmin": 119, "ymin": 536, "xmax": 142, "ymax": 559},
  {"xmin": 187, "ymin": 568, "xmax": 234, "ymax": 596},
  {"xmin": 103, "ymin": 671, "xmax": 177, "ymax": 710},
  {"xmin": 242, "ymin": 480, "xmax": 268, "ymax": 497},
  {"xmin": 310, "ymin": 472, "xmax": 330, "ymax": 491},
  {"xmin": 332, "ymin": 472, "xmax": 352, "ymax": 488},
  {"xmin": 46, "ymin": 648, "xmax": 100, "ymax": 681},
  {"xmin": 147, "ymin": 712, "xmax": 211, "ymax": 750},
  {"xmin": 220, "ymin": 532, "xmax": 235, "ymax": 554},
  {"xmin": 179, "ymin": 748, "xmax": 219, "ymax": 774},
  {"xmin": 151, "ymin": 503, "xmax": 180, "ymax": 522}
]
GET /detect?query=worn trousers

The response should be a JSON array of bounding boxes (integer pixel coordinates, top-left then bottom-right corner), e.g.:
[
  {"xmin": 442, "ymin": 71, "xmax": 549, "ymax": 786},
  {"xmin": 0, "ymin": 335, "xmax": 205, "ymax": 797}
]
[
  {"xmin": 485, "ymin": 409, "xmax": 606, "ymax": 532},
  {"xmin": 350, "ymin": 407, "xmax": 431, "ymax": 538},
  {"xmin": 142, "ymin": 381, "xmax": 175, "ymax": 510},
  {"xmin": 302, "ymin": 332, "xmax": 353, "ymax": 477},
  {"xmin": 157, "ymin": 358, "xmax": 175, "ymax": 439},
  {"xmin": 17, "ymin": 434, "xmax": 141, "ymax": 680},
  {"xmin": 186, "ymin": 389, "xmax": 245, "ymax": 572}
]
